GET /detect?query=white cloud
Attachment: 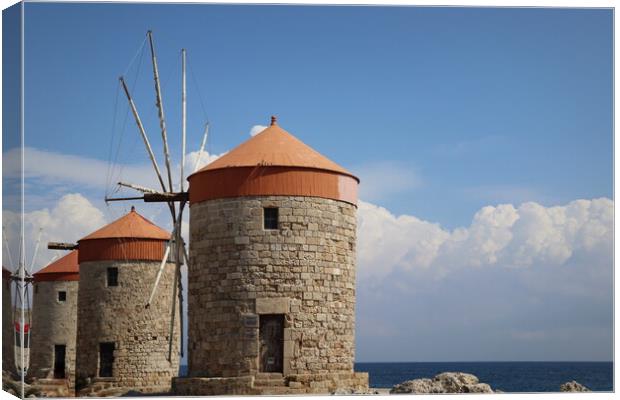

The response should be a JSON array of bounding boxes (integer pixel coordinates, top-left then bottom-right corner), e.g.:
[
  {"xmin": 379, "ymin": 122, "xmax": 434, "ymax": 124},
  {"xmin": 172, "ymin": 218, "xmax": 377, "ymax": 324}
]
[
  {"xmin": 183, "ymin": 150, "xmax": 226, "ymax": 177},
  {"xmin": 357, "ymin": 201, "xmax": 448, "ymax": 280},
  {"xmin": 3, "ymin": 147, "xmax": 227, "ymax": 195},
  {"xmin": 249, "ymin": 125, "xmax": 268, "ymax": 136},
  {"xmin": 3, "ymin": 193, "xmax": 107, "ymax": 273},
  {"xmin": 3, "ymin": 147, "xmax": 155, "ymax": 190},
  {"xmin": 357, "ymin": 198, "xmax": 613, "ymax": 280}
]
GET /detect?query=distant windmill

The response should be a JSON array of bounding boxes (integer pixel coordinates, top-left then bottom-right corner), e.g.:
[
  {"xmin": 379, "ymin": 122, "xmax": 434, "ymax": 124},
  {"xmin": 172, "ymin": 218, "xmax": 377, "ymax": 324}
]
[
  {"xmin": 103, "ymin": 31, "xmax": 209, "ymax": 360},
  {"xmin": 2, "ymin": 226, "xmax": 45, "ymax": 388}
]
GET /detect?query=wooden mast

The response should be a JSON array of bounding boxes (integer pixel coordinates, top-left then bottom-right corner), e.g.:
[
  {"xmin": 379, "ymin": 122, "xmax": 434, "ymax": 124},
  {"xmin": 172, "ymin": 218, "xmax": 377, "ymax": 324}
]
[{"xmin": 147, "ymin": 31, "xmax": 175, "ymax": 198}]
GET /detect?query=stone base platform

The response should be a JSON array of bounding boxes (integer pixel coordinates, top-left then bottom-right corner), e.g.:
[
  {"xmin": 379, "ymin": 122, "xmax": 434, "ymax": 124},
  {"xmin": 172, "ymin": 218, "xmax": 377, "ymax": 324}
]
[
  {"xmin": 76, "ymin": 378, "xmax": 171, "ymax": 397},
  {"xmin": 173, "ymin": 372, "xmax": 369, "ymax": 396},
  {"xmin": 29, "ymin": 378, "xmax": 74, "ymax": 398}
]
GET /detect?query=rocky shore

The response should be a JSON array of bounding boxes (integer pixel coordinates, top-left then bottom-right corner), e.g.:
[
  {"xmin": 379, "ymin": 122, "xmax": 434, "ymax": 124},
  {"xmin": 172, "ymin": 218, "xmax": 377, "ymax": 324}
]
[{"xmin": 386, "ymin": 372, "xmax": 591, "ymax": 394}]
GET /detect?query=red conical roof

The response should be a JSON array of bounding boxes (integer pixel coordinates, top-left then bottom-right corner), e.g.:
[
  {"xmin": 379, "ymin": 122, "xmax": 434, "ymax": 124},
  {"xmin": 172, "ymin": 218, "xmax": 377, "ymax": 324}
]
[
  {"xmin": 77, "ymin": 208, "xmax": 170, "ymax": 263},
  {"xmin": 33, "ymin": 251, "xmax": 79, "ymax": 282},
  {"xmin": 195, "ymin": 118, "xmax": 358, "ymax": 180},
  {"xmin": 188, "ymin": 117, "xmax": 359, "ymax": 205},
  {"xmin": 79, "ymin": 207, "xmax": 170, "ymax": 242}
]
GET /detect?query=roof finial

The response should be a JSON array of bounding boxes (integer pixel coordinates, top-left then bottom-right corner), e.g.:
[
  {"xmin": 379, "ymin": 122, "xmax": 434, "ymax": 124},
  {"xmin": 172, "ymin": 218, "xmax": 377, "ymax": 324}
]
[
  {"xmin": 270, "ymin": 115, "xmax": 277, "ymax": 126},
  {"xmin": 131, "ymin": 206, "xmax": 136, "ymax": 212}
]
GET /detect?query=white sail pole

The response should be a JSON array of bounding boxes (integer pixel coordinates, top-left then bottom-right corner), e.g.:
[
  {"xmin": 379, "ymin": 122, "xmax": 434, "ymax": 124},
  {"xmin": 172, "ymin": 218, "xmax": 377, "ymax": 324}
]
[
  {"xmin": 27, "ymin": 228, "xmax": 43, "ymax": 274},
  {"xmin": 147, "ymin": 31, "xmax": 175, "ymax": 194},
  {"xmin": 46, "ymin": 254, "xmax": 60, "ymax": 265},
  {"xmin": 181, "ymin": 49, "xmax": 187, "ymax": 192},
  {"xmin": 118, "ymin": 181, "xmax": 159, "ymax": 194},
  {"xmin": 19, "ymin": 229, "xmax": 25, "ymax": 380},
  {"xmin": 119, "ymin": 77, "xmax": 168, "ymax": 193},
  {"xmin": 3, "ymin": 226, "xmax": 14, "ymax": 270},
  {"xmin": 193, "ymin": 123, "xmax": 210, "ymax": 172},
  {"xmin": 145, "ymin": 240, "xmax": 172, "ymax": 308}
]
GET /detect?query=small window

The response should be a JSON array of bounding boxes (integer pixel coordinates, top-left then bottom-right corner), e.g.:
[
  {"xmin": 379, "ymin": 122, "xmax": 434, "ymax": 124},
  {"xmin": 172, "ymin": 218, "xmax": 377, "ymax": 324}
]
[
  {"xmin": 107, "ymin": 268, "xmax": 118, "ymax": 287},
  {"xmin": 264, "ymin": 207, "xmax": 279, "ymax": 230},
  {"xmin": 34, "ymin": 284, "xmax": 38, "ymax": 293},
  {"xmin": 57, "ymin": 291, "xmax": 66, "ymax": 302},
  {"xmin": 99, "ymin": 342, "xmax": 115, "ymax": 377}
]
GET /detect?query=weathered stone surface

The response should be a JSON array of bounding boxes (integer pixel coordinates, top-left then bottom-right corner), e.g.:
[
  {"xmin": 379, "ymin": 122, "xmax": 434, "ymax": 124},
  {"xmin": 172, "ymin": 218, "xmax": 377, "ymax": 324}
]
[
  {"xmin": 29, "ymin": 280, "xmax": 78, "ymax": 393},
  {"xmin": 560, "ymin": 380, "xmax": 591, "ymax": 392},
  {"xmin": 75, "ymin": 260, "xmax": 180, "ymax": 395},
  {"xmin": 185, "ymin": 195, "xmax": 367, "ymax": 393},
  {"xmin": 173, "ymin": 371, "xmax": 370, "ymax": 395},
  {"xmin": 3, "ymin": 370, "xmax": 42, "ymax": 398},
  {"xmin": 390, "ymin": 372, "xmax": 494, "ymax": 394}
]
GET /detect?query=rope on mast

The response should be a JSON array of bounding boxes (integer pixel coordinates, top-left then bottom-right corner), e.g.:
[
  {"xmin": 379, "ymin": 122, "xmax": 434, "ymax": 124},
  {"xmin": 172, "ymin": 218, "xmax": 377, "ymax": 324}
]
[
  {"xmin": 107, "ymin": 37, "xmax": 147, "ymax": 199},
  {"xmin": 119, "ymin": 76, "xmax": 168, "ymax": 194}
]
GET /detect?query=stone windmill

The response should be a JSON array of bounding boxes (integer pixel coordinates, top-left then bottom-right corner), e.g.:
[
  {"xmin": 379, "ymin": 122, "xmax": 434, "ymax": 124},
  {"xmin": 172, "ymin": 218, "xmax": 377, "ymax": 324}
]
[
  {"xmin": 29, "ymin": 250, "xmax": 79, "ymax": 396},
  {"xmin": 102, "ymin": 30, "xmax": 210, "ymax": 361}
]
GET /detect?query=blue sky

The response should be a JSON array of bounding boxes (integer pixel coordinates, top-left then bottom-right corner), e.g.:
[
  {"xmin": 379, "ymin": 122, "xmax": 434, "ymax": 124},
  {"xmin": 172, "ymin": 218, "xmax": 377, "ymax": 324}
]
[
  {"xmin": 19, "ymin": 3, "xmax": 612, "ymax": 224},
  {"xmin": 2, "ymin": 3, "xmax": 613, "ymax": 362}
]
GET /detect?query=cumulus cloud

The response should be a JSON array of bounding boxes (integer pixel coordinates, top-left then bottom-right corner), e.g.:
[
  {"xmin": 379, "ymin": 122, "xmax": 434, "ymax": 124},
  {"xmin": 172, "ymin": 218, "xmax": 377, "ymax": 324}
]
[
  {"xmin": 183, "ymin": 150, "xmax": 226, "ymax": 177},
  {"xmin": 3, "ymin": 147, "xmax": 155, "ymax": 189},
  {"xmin": 3, "ymin": 147, "xmax": 227, "ymax": 196},
  {"xmin": 249, "ymin": 125, "xmax": 268, "ymax": 136},
  {"xmin": 357, "ymin": 198, "xmax": 613, "ymax": 280},
  {"xmin": 357, "ymin": 201, "xmax": 448, "ymax": 280},
  {"xmin": 3, "ymin": 193, "xmax": 107, "ymax": 273}
]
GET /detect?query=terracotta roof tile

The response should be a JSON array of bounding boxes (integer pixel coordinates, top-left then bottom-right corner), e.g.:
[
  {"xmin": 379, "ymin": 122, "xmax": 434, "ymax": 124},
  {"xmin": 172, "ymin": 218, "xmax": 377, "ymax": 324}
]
[
  {"xmin": 195, "ymin": 119, "xmax": 357, "ymax": 180},
  {"xmin": 34, "ymin": 250, "xmax": 78, "ymax": 276},
  {"xmin": 79, "ymin": 208, "xmax": 170, "ymax": 242}
]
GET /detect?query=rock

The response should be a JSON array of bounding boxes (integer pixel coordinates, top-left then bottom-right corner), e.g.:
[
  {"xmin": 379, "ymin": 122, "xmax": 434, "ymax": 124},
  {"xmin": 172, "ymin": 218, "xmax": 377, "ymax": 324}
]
[
  {"xmin": 435, "ymin": 372, "xmax": 480, "ymax": 392},
  {"xmin": 390, "ymin": 372, "xmax": 494, "ymax": 394},
  {"xmin": 560, "ymin": 381, "xmax": 590, "ymax": 392},
  {"xmin": 465, "ymin": 383, "xmax": 494, "ymax": 393},
  {"xmin": 391, "ymin": 378, "xmax": 438, "ymax": 394},
  {"xmin": 332, "ymin": 387, "xmax": 381, "ymax": 395}
]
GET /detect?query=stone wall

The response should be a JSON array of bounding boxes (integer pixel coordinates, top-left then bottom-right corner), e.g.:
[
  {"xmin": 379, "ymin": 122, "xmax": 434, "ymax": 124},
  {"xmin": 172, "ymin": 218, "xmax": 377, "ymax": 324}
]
[
  {"xmin": 187, "ymin": 195, "xmax": 360, "ymax": 389},
  {"xmin": 75, "ymin": 260, "xmax": 180, "ymax": 395},
  {"xmin": 173, "ymin": 371, "xmax": 370, "ymax": 395},
  {"xmin": 29, "ymin": 280, "xmax": 78, "ymax": 390},
  {"xmin": 2, "ymin": 276, "xmax": 14, "ymax": 373}
]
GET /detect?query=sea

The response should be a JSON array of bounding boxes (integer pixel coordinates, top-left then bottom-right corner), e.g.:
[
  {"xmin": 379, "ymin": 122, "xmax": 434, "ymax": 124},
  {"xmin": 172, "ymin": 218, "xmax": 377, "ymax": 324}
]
[
  {"xmin": 355, "ymin": 362, "xmax": 613, "ymax": 393},
  {"xmin": 180, "ymin": 362, "xmax": 613, "ymax": 393}
]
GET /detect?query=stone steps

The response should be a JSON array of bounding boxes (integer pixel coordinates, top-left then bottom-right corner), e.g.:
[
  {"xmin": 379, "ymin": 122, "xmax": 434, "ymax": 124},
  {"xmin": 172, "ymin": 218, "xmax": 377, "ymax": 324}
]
[
  {"xmin": 254, "ymin": 379, "xmax": 287, "ymax": 387},
  {"xmin": 255, "ymin": 372, "xmax": 284, "ymax": 379},
  {"xmin": 255, "ymin": 386, "xmax": 308, "ymax": 395}
]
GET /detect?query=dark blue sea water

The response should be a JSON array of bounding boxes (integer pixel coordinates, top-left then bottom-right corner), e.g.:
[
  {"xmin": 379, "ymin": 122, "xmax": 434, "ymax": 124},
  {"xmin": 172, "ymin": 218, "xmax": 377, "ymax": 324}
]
[
  {"xmin": 355, "ymin": 362, "xmax": 613, "ymax": 392},
  {"xmin": 180, "ymin": 362, "xmax": 612, "ymax": 393}
]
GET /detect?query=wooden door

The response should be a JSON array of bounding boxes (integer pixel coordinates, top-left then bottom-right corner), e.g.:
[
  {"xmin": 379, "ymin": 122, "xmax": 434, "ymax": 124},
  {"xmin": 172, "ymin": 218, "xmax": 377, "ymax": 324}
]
[
  {"xmin": 53, "ymin": 344, "xmax": 66, "ymax": 379},
  {"xmin": 99, "ymin": 342, "xmax": 115, "ymax": 377},
  {"xmin": 259, "ymin": 314, "xmax": 283, "ymax": 373}
]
